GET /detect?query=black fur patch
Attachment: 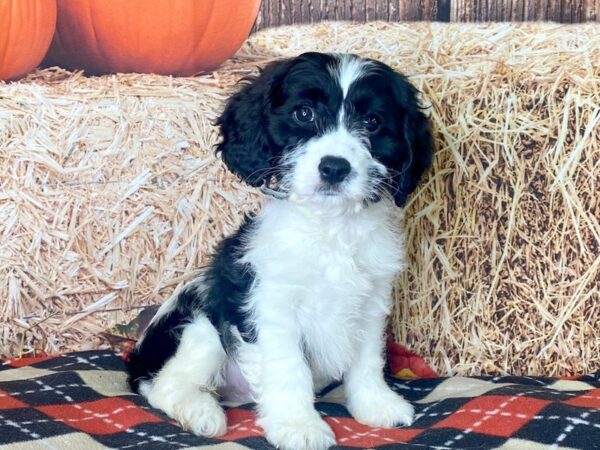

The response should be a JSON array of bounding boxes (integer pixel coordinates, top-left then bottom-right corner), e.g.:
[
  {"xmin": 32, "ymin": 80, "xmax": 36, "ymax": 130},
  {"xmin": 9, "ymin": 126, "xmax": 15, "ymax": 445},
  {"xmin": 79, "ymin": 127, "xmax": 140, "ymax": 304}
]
[{"xmin": 126, "ymin": 217, "xmax": 256, "ymax": 392}]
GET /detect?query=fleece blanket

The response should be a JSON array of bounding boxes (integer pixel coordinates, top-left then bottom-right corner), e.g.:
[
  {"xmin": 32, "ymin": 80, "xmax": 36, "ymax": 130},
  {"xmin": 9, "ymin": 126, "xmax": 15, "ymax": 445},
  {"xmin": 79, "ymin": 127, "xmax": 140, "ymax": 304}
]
[{"xmin": 1, "ymin": 347, "xmax": 599, "ymax": 449}]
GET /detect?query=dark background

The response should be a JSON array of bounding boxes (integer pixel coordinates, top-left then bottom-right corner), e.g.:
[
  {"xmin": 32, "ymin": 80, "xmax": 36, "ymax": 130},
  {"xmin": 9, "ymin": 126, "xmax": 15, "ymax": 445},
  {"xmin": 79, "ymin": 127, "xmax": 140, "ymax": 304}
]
[{"xmin": 254, "ymin": 0, "xmax": 600, "ymax": 30}]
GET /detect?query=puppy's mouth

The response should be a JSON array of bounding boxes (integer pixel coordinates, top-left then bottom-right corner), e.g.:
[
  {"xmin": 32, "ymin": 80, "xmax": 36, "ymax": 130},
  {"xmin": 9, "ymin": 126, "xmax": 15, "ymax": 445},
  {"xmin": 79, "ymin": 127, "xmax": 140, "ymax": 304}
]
[{"xmin": 317, "ymin": 183, "xmax": 344, "ymax": 197}]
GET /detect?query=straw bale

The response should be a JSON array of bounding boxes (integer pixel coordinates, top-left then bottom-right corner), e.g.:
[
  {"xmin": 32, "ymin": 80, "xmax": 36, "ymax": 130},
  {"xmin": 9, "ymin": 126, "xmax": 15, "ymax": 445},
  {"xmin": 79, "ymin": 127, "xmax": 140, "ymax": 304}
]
[{"xmin": 1, "ymin": 22, "xmax": 598, "ymax": 376}]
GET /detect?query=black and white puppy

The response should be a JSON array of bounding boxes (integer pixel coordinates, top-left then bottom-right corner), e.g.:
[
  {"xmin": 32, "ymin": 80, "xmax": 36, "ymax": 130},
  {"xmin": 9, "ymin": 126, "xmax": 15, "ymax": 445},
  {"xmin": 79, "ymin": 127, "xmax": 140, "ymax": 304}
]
[{"xmin": 127, "ymin": 52, "xmax": 433, "ymax": 450}]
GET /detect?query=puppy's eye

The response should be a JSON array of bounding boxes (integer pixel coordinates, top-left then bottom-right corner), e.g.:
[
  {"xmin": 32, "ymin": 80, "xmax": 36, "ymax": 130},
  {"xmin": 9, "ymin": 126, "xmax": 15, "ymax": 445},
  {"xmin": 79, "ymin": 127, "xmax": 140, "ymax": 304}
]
[
  {"xmin": 363, "ymin": 115, "xmax": 380, "ymax": 133},
  {"xmin": 293, "ymin": 106, "xmax": 315, "ymax": 124}
]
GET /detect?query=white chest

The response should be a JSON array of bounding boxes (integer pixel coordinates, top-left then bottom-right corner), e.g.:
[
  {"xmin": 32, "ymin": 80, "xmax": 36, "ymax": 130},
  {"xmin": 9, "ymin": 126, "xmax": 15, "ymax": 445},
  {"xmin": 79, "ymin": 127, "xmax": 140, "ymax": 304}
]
[{"xmin": 243, "ymin": 200, "xmax": 406, "ymax": 380}]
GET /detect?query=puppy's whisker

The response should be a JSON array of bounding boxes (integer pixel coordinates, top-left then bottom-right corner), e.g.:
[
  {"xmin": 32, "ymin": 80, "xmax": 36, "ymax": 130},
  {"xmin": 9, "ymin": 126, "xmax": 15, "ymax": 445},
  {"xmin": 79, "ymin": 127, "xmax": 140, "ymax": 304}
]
[{"xmin": 244, "ymin": 166, "xmax": 286, "ymax": 184}]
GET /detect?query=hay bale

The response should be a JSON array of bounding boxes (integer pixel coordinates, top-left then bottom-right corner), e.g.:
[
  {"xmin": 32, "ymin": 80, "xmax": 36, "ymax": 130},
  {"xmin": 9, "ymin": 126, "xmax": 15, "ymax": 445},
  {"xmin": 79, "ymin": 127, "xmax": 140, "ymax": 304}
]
[{"xmin": 0, "ymin": 22, "xmax": 598, "ymax": 376}]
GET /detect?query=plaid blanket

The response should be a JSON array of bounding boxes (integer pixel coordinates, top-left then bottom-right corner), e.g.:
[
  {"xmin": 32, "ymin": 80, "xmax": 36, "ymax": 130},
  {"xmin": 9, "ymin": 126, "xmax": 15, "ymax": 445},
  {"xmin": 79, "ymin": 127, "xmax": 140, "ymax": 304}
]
[{"xmin": 1, "ymin": 350, "xmax": 598, "ymax": 449}]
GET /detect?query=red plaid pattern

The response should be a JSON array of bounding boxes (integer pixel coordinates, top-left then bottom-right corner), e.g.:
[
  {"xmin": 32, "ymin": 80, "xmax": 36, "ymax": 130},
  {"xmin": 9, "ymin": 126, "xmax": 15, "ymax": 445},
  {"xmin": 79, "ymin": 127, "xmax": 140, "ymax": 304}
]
[
  {"xmin": 564, "ymin": 388, "xmax": 600, "ymax": 409},
  {"xmin": 1, "ymin": 350, "xmax": 598, "ymax": 449},
  {"xmin": 326, "ymin": 416, "xmax": 424, "ymax": 447},
  {"xmin": 433, "ymin": 395, "xmax": 551, "ymax": 437},
  {"xmin": 0, "ymin": 389, "xmax": 28, "ymax": 410},
  {"xmin": 38, "ymin": 398, "xmax": 163, "ymax": 435}
]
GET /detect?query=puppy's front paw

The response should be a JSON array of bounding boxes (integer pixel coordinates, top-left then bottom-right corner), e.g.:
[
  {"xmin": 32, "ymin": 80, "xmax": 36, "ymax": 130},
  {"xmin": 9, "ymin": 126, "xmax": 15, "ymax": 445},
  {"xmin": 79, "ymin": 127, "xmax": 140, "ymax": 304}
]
[
  {"xmin": 348, "ymin": 387, "xmax": 414, "ymax": 428},
  {"xmin": 148, "ymin": 388, "xmax": 227, "ymax": 437},
  {"xmin": 178, "ymin": 396, "xmax": 227, "ymax": 437},
  {"xmin": 259, "ymin": 412, "xmax": 336, "ymax": 450}
]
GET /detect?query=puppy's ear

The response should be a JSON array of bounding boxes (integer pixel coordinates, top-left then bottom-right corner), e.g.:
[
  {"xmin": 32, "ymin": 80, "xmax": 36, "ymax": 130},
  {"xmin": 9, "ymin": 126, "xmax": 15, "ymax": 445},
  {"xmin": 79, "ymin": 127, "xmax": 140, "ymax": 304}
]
[
  {"xmin": 389, "ymin": 74, "xmax": 434, "ymax": 207},
  {"xmin": 216, "ymin": 59, "xmax": 292, "ymax": 187}
]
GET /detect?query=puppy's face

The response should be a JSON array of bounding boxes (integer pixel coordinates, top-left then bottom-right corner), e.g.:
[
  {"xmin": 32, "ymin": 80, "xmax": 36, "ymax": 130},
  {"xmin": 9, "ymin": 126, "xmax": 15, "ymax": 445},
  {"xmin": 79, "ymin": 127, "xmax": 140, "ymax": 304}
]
[{"xmin": 217, "ymin": 53, "xmax": 432, "ymax": 208}]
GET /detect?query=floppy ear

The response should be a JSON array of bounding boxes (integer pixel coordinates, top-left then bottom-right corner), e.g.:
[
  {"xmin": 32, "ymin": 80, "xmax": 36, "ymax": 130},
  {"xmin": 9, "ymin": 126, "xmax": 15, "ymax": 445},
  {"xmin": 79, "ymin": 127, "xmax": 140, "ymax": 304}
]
[
  {"xmin": 390, "ymin": 75, "xmax": 434, "ymax": 207},
  {"xmin": 216, "ymin": 59, "xmax": 293, "ymax": 187}
]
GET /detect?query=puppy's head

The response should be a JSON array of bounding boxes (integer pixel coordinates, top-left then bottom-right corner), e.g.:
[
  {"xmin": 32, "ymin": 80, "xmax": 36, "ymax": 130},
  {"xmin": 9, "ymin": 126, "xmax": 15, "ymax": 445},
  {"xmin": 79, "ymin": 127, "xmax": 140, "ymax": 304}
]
[{"xmin": 216, "ymin": 52, "xmax": 433, "ymax": 208}]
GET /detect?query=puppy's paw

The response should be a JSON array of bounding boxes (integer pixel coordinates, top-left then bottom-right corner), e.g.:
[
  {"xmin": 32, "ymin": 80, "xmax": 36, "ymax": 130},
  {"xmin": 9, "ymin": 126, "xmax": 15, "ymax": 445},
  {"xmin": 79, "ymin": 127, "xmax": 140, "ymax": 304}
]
[
  {"xmin": 348, "ymin": 387, "xmax": 414, "ymax": 428},
  {"xmin": 259, "ymin": 412, "xmax": 336, "ymax": 450},
  {"xmin": 150, "ymin": 389, "xmax": 227, "ymax": 437},
  {"xmin": 178, "ymin": 394, "xmax": 227, "ymax": 437}
]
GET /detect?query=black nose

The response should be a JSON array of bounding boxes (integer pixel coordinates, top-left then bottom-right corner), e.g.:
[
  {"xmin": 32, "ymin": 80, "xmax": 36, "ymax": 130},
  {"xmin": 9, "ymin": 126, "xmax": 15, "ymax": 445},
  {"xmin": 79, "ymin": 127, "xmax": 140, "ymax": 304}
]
[{"xmin": 318, "ymin": 156, "xmax": 351, "ymax": 184}]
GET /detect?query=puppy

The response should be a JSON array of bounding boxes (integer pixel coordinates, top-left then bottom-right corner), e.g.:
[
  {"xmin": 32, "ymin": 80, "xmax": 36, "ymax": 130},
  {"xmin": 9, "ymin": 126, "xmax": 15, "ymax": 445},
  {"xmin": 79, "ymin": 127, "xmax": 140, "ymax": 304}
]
[{"xmin": 127, "ymin": 52, "xmax": 433, "ymax": 450}]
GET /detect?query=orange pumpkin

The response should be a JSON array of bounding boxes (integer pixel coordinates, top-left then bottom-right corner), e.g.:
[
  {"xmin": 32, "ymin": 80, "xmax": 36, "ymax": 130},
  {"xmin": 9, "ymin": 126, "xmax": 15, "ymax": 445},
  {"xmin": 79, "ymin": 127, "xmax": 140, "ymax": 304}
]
[
  {"xmin": 45, "ymin": 0, "xmax": 261, "ymax": 76},
  {"xmin": 0, "ymin": 0, "xmax": 57, "ymax": 81}
]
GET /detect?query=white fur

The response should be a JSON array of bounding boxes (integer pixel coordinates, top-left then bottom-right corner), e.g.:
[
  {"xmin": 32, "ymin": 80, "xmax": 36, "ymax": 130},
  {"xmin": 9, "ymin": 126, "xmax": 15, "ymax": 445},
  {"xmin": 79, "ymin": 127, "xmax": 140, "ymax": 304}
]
[
  {"xmin": 139, "ymin": 195, "xmax": 413, "ymax": 450},
  {"xmin": 141, "ymin": 315, "xmax": 227, "ymax": 437},
  {"xmin": 331, "ymin": 54, "xmax": 373, "ymax": 99},
  {"xmin": 331, "ymin": 54, "xmax": 373, "ymax": 125},
  {"xmin": 344, "ymin": 305, "xmax": 414, "ymax": 428},
  {"xmin": 231, "ymin": 197, "xmax": 409, "ymax": 450}
]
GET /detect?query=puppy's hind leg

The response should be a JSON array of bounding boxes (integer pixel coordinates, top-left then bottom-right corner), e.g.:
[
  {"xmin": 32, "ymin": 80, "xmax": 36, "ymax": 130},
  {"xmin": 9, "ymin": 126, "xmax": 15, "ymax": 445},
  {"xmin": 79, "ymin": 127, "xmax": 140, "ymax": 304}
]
[{"xmin": 140, "ymin": 314, "xmax": 227, "ymax": 437}]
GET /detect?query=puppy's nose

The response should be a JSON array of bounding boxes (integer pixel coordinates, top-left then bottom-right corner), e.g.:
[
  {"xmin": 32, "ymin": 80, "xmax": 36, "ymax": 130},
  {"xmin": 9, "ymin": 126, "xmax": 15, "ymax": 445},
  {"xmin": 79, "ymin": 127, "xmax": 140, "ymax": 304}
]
[{"xmin": 319, "ymin": 156, "xmax": 351, "ymax": 184}]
